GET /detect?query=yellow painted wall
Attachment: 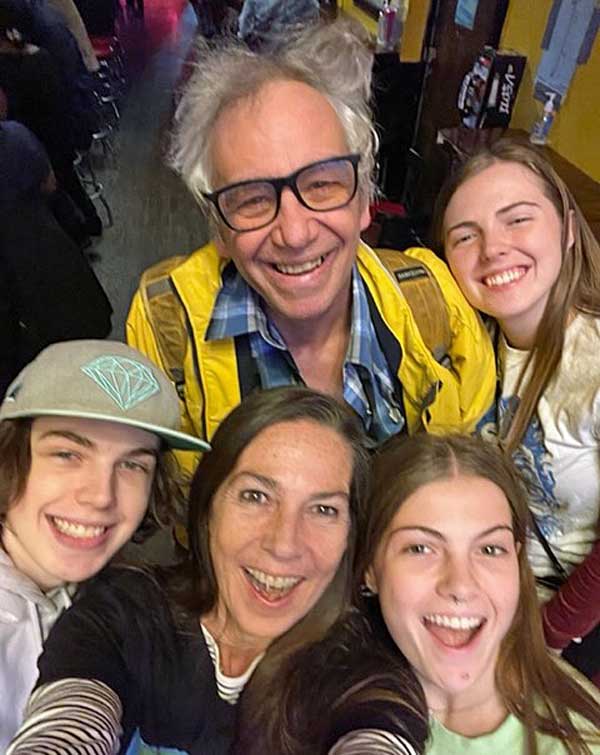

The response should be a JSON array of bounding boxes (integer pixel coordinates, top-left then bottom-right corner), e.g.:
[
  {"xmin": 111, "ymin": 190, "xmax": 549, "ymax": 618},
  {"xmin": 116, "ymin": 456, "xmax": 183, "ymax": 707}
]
[
  {"xmin": 337, "ymin": 0, "xmax": 431, "ymax": 62},
  {"xmin": 500, "ymin": 0, "xmax": 600, "ymax": 181}
]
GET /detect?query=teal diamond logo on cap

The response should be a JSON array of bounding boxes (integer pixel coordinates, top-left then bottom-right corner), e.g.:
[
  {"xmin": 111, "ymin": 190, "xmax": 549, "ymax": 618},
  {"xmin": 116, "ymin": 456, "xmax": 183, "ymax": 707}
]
[{"xmin": 81, "ymin": 356, "xmax": 160, "ymax": 410}]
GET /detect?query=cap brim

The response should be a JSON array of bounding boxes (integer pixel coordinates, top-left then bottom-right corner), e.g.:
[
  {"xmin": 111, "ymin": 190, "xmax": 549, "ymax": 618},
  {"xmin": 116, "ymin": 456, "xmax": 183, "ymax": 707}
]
[{"xmin": 0, "ymin": 408, "xmax": 211, "ymax": 452}]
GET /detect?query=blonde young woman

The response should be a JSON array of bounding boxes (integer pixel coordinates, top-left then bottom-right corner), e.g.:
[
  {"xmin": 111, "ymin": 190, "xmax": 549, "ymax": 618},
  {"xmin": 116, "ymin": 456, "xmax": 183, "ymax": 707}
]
[{"xmin": 433, "ymin": 139, "xmax": 600, "ymax": 685}]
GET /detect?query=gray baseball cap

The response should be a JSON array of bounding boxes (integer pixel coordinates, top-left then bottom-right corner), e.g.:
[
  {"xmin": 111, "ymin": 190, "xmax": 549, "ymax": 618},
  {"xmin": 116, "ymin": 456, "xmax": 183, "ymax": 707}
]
[{"xmin": 0, "ymin": 340, "xmax": 210, "ymax": 452}]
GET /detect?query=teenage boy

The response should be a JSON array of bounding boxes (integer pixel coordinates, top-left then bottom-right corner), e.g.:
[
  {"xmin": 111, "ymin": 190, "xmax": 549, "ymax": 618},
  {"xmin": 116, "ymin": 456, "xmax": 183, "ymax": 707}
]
[{"xmin": 0, "ymin": 339, "xmax": 209, "ymax": 749}]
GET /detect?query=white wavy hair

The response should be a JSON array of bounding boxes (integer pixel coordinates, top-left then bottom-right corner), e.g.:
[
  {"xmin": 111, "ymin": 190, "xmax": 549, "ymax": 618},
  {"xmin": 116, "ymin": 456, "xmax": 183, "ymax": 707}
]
[{"xmin": 169, "ymin": 18, "xmax": 378, "ymax": 214}]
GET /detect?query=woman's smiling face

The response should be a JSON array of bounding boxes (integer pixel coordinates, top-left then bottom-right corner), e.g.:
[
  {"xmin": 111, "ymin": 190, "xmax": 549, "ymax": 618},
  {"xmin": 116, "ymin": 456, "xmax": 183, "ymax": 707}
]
[
  {"xmin": 366, "ymin": 473, "xmax": 520, "ymax": 710},
  {"xmin": 443, "ymin": 161, "xmax": 570, "ymax": 348},
  {"xmin": 203, "ymin": 419, "xmax": 353, "ymax": 657}
]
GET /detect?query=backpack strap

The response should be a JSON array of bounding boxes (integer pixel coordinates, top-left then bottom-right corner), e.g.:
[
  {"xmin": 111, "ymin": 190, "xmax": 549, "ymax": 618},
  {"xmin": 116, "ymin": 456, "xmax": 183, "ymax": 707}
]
[
  {"xmin": 139, "ymin": 255, "xmax": 189, "ymax": 399},
  {"xmin": 375, "ymin": 248, "xmax": 452, "ymax": 368},
  {"xmin": 138, "ymin": 248, "xmax": 454, "ymax": 402}
]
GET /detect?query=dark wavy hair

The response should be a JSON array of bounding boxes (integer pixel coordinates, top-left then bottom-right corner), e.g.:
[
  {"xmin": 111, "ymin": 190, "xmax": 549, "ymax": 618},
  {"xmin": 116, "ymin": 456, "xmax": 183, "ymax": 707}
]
[{"xmin": 235, "ymin": 602, "xmax": 428, "ymax": 755}]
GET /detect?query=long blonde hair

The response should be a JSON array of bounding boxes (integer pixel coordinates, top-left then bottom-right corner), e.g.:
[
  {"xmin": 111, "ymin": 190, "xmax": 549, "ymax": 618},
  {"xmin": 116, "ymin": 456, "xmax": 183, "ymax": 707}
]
[
  {"xmin": 361, "ymin": 434, "xmax": 600, "ymax": 754},
  {"xmin": 433, "ymin": 139, "xmax": 600, "ymax": 453}
]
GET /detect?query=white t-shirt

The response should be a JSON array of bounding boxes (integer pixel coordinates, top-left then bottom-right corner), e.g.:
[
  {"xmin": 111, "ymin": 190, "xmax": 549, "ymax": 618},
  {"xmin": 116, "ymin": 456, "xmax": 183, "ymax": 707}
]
[
  {"xmin": 0, "ymin": 550, "xmax": 73, "ymax": 751},
  {"xmin": 477, "ymin": 314, "xmax": 600, "ymax": 578}
]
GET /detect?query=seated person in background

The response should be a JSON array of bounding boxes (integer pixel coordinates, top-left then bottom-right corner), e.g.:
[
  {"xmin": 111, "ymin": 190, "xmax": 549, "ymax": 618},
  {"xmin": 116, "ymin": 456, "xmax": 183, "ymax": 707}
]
[
  {"xmin": 240, "ymin": 435, "xmax": 600, "ymax": 754},
  {"xmin": 8, "ymin": 386, "xmax": 370, "ymax": 754},
  {"xmin": 128, "ymin": 19, "xmax": 495, "ymax": 479},
  {"xmin": 434, "ymin": 139, "xmax": 600, "ymax": 686},
  {"xmin": 0, "ymin": 116, "xmax": 92, "ymax": 246},
  {"xmin": 238, "ymin": 0, "xmax": 320, "ymax": 52},
  {"xmin": 0, "ymin": 119, "xmax": 55, "ymax": 204},
  {"xmin": 1, "ymin": 0, "xmax": 96, "ymax": 136},
  {"xmin": 46, "ymin": 0, "xmax": 99, "ymax": 72},
  {"xmin": 0, "ymin": 196, "xmax": 112, "ymax": 393},
  {"xmin": 0, "ymin": 339, "xmax": 203, "ymax": 751},
  {"xmin": 0, "ymin": 4, "xmax": 102, "ymax": 236}
]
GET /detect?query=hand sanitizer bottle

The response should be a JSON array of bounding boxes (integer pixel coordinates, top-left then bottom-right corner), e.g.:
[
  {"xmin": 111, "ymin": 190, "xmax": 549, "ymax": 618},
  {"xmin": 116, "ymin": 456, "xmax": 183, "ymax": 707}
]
[
  {"xmin": 390, "ymin": 0, "xmax": 409, "ymax": 49},
  {"xmin": 376, "ymin": 0, "xmax": 395, "ymax": 52},
  {"xmin": 530, "ymin": 92, "xmax": 556, "ymax": 145}
]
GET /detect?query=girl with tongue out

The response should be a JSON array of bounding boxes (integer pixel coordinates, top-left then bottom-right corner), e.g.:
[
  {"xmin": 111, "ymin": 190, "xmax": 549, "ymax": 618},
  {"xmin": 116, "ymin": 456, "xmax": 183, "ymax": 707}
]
[{"xmin": 358, "ymin": 434, "xmax": 600, "ymax": 754}]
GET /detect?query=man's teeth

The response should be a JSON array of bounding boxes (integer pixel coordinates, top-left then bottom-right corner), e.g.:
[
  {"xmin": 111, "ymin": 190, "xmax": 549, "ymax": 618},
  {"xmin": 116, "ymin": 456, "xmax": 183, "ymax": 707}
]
[
  {"xmin": 274, "ymin": 256, "xmax": 324, "ymax": 275},
  {"xmin": 424, "ymin": 614, "xmax": 484, "ymax": 630},
  {"xmin": 484, "ymin": 268, "xmax": 526, "ymax": 287},
  {"xmin": 52, "ymin": 517, "xmax": 106, "ymax": 539},
  {"xmin": 245, "ymin": 567, "xmax": 301, "ymax": 592}
]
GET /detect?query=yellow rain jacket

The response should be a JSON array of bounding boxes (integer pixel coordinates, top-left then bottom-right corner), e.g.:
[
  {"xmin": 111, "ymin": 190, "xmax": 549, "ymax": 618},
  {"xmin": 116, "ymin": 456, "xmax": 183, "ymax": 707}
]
[{"xmin": 127, "ymin": 241, "xmax": 495, "ymax": 476}]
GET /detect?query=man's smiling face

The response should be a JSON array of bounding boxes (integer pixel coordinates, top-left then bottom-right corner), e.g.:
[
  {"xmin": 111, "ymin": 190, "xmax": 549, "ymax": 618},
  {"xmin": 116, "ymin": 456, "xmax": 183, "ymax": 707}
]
[{"xmin": 209, "ymin": 79, "xmax": 371, "ymax": 335}]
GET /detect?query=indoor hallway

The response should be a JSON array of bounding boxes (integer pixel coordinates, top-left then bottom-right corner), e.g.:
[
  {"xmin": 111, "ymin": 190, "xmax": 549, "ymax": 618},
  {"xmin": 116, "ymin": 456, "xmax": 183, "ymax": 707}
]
[{"xmin": 91, "ymin": 0, "xmax": 211, "ymax": 339}]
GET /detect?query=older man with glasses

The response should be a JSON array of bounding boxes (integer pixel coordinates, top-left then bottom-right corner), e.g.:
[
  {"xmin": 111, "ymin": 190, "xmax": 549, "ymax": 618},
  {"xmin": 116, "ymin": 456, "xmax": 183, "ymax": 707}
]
[{"xmin": 127, "ymin": 19, "xmax": 495, "ymax": 475}]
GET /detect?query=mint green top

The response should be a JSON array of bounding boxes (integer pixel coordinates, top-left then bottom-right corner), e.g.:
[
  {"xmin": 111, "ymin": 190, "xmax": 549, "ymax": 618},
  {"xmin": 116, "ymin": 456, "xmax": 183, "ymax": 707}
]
[{"xmin": 427, "ymin": 713, "xmax": 600, "ymax": 754}]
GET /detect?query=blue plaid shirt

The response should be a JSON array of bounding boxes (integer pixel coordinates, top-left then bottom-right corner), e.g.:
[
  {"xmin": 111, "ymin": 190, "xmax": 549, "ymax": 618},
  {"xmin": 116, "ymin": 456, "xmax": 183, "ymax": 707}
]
[{"xmin": 206, "ymin": 263, "xmax": 405, "ymax": 442}]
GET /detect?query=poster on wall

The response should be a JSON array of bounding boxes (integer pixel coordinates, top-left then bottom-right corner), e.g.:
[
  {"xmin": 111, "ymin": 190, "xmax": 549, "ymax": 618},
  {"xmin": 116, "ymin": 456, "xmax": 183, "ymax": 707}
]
[
  {"xmin": 455, "ymin": 0, "xmax": 480, "ymax": 30},
  {"xmin": 535, "ymin": 0, "xmax": 600, "ymax": 105}
]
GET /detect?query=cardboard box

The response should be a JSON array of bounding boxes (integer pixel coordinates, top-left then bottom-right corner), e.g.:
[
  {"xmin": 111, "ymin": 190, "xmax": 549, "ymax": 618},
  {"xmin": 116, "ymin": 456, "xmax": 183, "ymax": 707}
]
[{"xmin": 458, "ymin": 46, "xmax": 526, "ymax": 129}]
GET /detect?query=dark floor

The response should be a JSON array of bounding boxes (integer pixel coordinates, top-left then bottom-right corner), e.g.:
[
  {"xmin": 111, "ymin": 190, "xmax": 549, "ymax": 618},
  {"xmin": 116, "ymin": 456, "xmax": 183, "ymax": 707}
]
[
  {"xmin": 90, "ymin": 0, "xmax": 211, "ymax": 340},
  {"xmin": 88, "ymin": 0, "xmax": 215, "ymax": 562}
]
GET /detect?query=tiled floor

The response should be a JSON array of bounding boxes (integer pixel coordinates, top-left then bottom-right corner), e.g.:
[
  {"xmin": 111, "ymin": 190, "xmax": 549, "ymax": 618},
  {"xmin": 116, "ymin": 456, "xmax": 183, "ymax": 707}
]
[{"xmin": 90, "ymin": 0, "xmax": 210, "ymax": 340}]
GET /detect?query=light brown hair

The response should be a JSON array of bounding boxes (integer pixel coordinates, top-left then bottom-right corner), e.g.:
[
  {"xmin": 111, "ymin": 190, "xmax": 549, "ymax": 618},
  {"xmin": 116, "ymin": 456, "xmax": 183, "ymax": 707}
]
[
  {"xmin": 361, "ymin": 433, "xmax": 600, "ymax": 754},
  {"xmin": 432, "ymin": 138, "xmax": 600, "ymax": 453}
]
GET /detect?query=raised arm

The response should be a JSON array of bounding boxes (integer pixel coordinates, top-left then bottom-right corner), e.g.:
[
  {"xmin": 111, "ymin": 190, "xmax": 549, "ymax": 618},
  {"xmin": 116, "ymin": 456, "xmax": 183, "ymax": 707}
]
[
  {"xmin": 6, "ymin": 569, "xmax": 163, "ymax": 754},
  {"xmin": 329, "ymin": 729, "xmax": 419, "ymax": 755},
  {"xmin": 7, "ymin": 679, "xmax": 123, "ymax": 755}
]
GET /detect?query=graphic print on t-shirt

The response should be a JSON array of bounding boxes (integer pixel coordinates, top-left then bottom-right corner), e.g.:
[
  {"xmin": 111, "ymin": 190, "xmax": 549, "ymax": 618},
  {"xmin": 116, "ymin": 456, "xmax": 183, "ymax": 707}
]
[{"xmin": 477, "ymin": 396, "xmax": 562, "ymax": 540}]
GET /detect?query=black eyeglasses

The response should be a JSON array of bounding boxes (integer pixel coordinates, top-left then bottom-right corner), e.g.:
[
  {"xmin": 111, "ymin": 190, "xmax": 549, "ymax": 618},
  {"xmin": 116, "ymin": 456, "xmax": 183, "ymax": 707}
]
[{"xmin": 203, "ymin": 154, "xmax": 361, "ymax": 232}]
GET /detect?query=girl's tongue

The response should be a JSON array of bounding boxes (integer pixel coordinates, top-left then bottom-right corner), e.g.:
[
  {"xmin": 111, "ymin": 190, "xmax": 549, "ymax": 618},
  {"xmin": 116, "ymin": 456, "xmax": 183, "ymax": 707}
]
[{"xmin": 424, "ymin": 619, "xmax": 484, "ymax": 649}]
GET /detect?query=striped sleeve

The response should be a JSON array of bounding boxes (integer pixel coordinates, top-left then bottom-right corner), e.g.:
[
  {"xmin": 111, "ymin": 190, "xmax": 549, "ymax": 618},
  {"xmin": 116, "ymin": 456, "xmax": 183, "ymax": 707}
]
[
  {"xmin": 6, "ymin": 679, "xmax": 123, "ymax": 754},
  {"xmin": 328, "ymin": 729, "xmax": 419, "ymax": 755}
]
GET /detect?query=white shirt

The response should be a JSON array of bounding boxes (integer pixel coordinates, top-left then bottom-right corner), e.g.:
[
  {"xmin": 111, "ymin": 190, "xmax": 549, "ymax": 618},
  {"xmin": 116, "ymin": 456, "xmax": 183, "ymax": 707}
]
[
  {"xmin": 478, "ymin": 314, "xmax": 600, "ymax": 577},
  {"xmin": 0, "ymin": 548, "xmax": 73, "ymax": 751}
]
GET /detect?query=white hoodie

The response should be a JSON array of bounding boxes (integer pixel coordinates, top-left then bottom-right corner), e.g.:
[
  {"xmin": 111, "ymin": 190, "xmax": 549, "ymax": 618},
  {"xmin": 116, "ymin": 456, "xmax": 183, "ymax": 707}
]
[{"xmin": 0, "ymin": 549, "xmax": 73, "ymax": 751}]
